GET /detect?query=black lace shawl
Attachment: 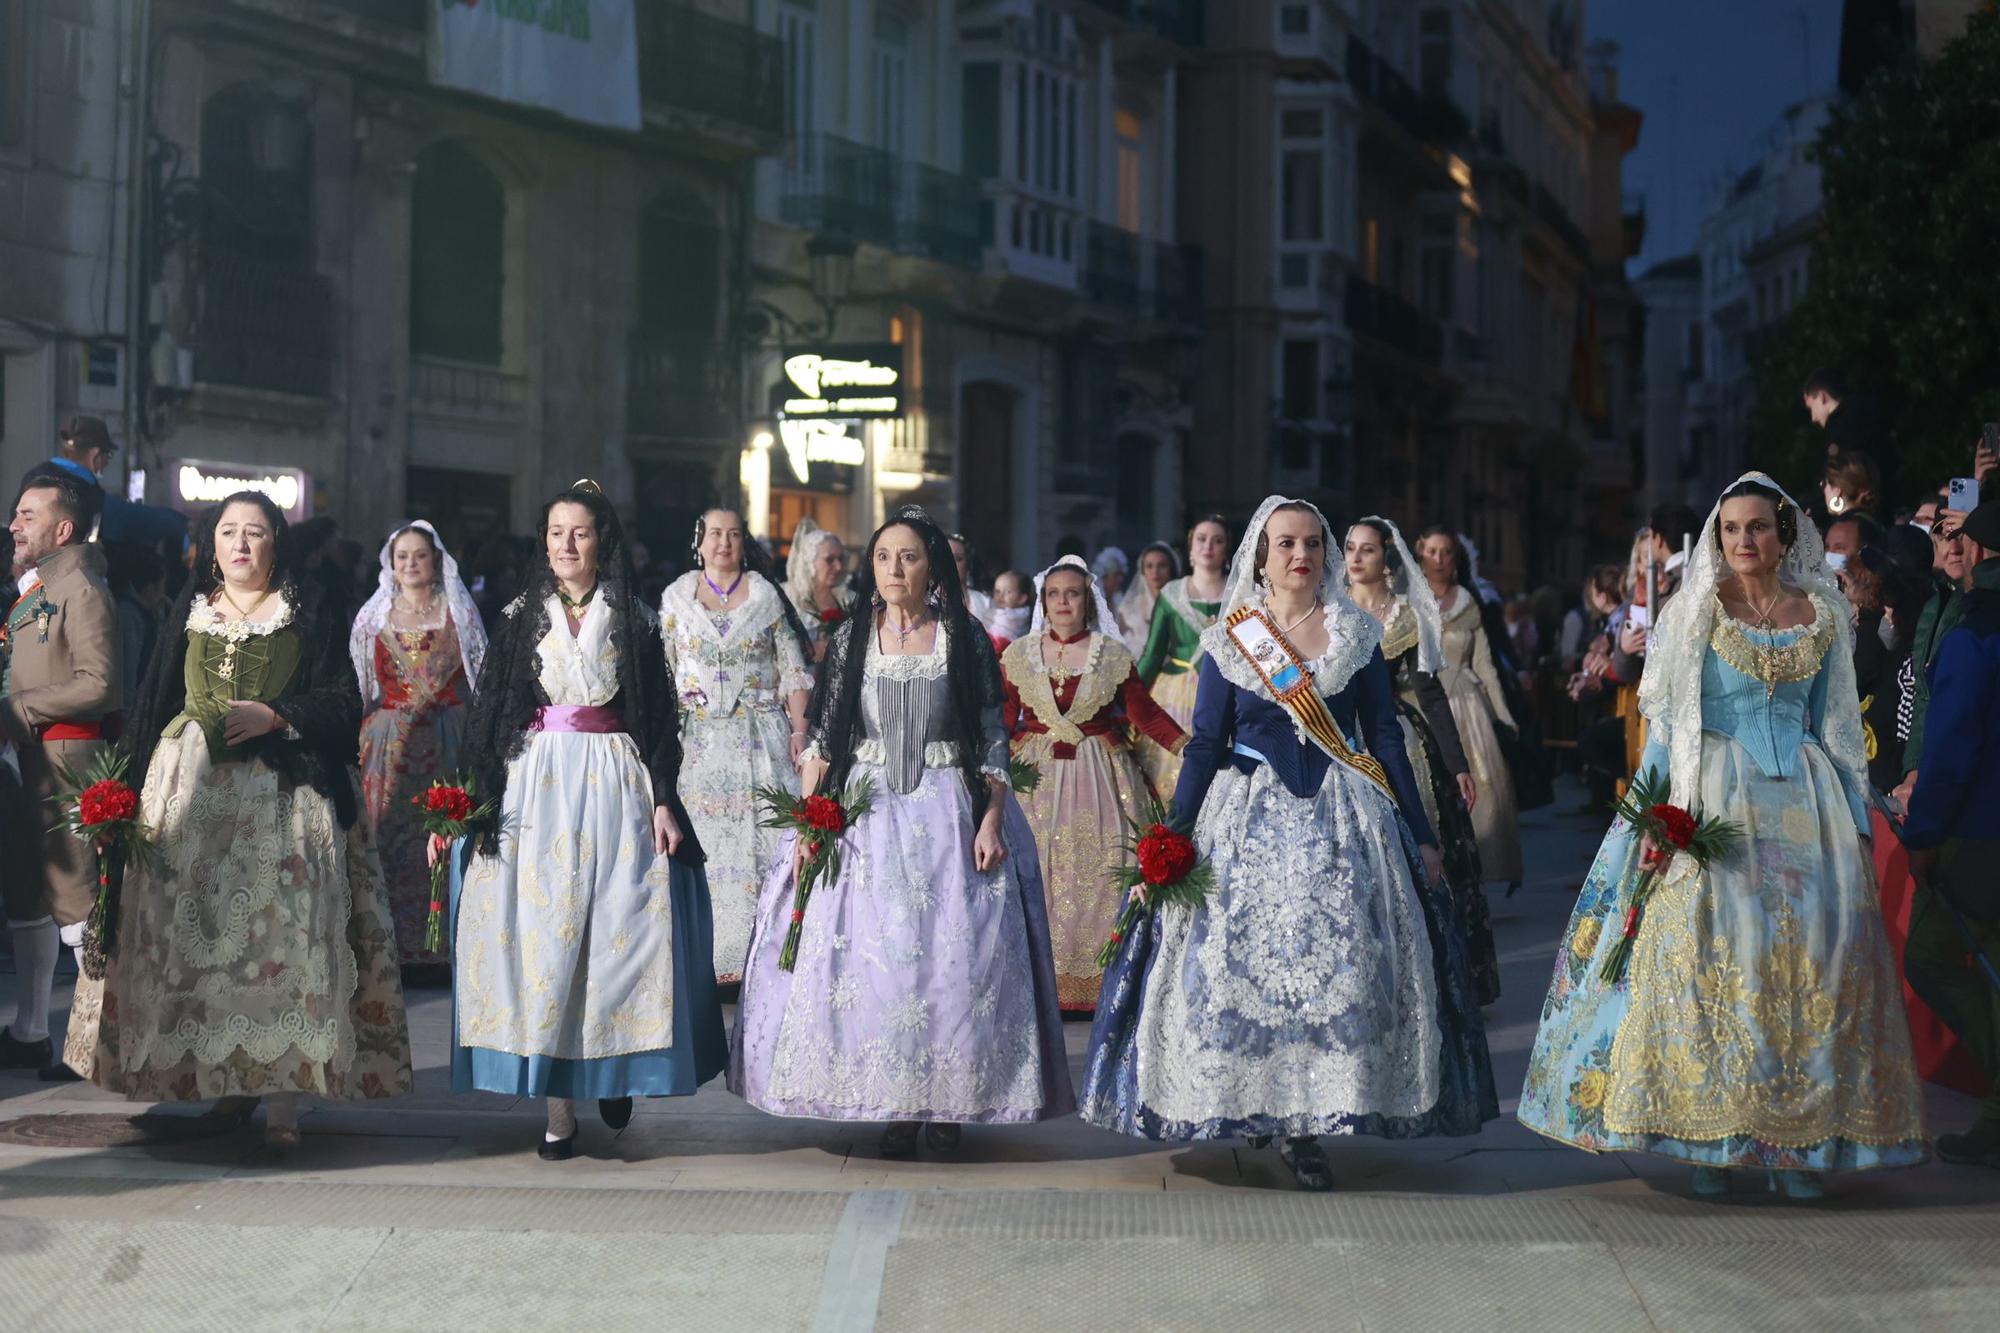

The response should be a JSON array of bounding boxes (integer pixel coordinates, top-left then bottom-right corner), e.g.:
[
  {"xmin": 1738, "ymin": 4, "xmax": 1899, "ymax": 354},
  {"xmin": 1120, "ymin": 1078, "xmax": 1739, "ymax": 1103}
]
[
  {"xmin": 459, "ymin": 577, "xmax": 701, "ymax": 865},
  {"xmin": 805, "ymin": 507, "xmax": 1005, "ymax": 826},
  {"xmin": 124, "ymin": 575, "xmax": 363, "ymax": 828}
]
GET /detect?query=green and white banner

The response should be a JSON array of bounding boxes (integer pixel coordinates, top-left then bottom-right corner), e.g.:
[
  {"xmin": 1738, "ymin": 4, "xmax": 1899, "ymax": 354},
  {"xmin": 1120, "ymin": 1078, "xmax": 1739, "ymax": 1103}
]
[{"xmin": 429, "ymin": 0, "xmax": 641, "ymax": 132}]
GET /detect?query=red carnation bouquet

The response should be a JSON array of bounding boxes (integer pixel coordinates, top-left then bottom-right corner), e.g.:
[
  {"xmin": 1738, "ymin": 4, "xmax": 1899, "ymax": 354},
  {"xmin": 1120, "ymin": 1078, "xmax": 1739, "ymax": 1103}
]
[
  {"xmin": 755, "ymin": 776, "xmax": 877, "ymax": 971},
  {"xmin": 410, "ymin": 775, "xmax": 497, "ymax": 954},
  {"xmin": 1597, "ymin": 767, "xmax": 1743, "ymax": 983},
  {"xmin": 818, "ymin": 606, "xmax": 845, "ymax": 628},
  {"xmin": 1095, "ymin": 797, "xmax": 1214, "ymax": 968},
  {"xmin": 52, "ymin": 750, "xmax": 165, "ymax": 980}
]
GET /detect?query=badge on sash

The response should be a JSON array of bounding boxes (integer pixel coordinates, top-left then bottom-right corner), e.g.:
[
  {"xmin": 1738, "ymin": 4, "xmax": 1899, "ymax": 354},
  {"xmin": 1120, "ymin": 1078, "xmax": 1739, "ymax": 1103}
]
[{"xmin": 1223, "ymin": 606, "xmax": 1394, "ymax": 800}]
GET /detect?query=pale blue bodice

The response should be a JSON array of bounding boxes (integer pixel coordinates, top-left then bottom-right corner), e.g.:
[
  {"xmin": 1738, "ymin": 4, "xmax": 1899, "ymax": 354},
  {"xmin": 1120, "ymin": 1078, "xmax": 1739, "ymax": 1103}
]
[{"xmin": 1639, "ymin": 619, "xmax": 1868, "ymax": 832}]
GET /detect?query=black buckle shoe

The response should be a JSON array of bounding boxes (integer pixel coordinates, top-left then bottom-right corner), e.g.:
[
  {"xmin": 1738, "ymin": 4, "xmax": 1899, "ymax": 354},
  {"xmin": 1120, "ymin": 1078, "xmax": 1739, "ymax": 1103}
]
[
  {"xmin": 538, "ymin": 1133, "xmax": 576, "ymax": 1162},
  {"xmin": 879, "ymin": 1121, "xmax": 920, "ymax": 1159},
  {"xmin": 1244, "ymin": 1134, "xmax": 1273, "ymax": 1150},
  {"xmin": 0, "ymin": 1027, "xmax": 53, "ymax": 1071},
  {"xmin": 1280, "ymin": 1137, "xmax": 1334, "ymax": 1192},
  {"xmin": 598, "ymin": 1097, "xmax": 634, "ymax": 1130},
  {"xmin": 922, "ymin": 1122, "xmax": 962, "ymax": 1156}
]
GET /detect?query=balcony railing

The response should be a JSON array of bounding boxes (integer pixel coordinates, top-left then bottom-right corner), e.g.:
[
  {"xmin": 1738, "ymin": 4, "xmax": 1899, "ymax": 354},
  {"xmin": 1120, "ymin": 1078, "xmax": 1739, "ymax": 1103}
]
[
  {"xmin": 628, "ymin": 329, "xmax": 727, "ymax": 439},
  {"xmin": 636, "ymin": 2, "xmax": 785, "ymax": 137},
  {"xmin": 1345, "ymin": 34, "xmax": 1470, "ymax": 146},
  {"xmin": 409, "ymin": 356, "xmax": 525, "ymax": 418},
  {"xmin": 1150, "ymin": 241, "xmax": 1203, "ymax": 326},
  {"xmin": 899, "ymin": 163, "xmax": 983, "ymax": 267},
  {"xmin": 1085, "ymin": 222, "xmax": 1141, "ymax": 309},
  {"xmin": 1344, "ymin": 274, "xmax": 1442, "ymax": 366},
  {"xmin": 196, "ymin": 253, "xmax": 332, "ymax": 398},
  {"xmin": 782, "ymin": 135, "xmax": 900, "ymax": 249}
]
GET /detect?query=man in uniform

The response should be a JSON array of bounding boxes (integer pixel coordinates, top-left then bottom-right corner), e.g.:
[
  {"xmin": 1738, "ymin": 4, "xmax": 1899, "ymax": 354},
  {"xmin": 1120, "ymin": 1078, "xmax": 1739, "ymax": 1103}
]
[{"xmin": 0, "ymin": 470, "xmax": 121, "ymax": 1079}]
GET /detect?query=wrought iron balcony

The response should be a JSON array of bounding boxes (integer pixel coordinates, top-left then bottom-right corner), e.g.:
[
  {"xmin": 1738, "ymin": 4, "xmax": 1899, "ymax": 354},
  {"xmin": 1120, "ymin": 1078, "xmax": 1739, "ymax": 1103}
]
[
  {"xmin": 1345, "ymin": 34, "xmax": 1469, "ymax": 146},
  {"xmin": 899, "ymin": 163, "xmax": 983, "ymax": 268},
  {"xmin": 1344, "ymin": 274, "xmax": 1442, "ymax": 367},
  {"xmin": 195, "ymin": 252, "xmax": 332, "ymax": 398},
  {"xmin": 1085, "ymin": 222, "xmax": 1141, "ymax": 309},
  {"xmin": 636, "ymin": 2, "xmax": 785, "ymax": 137},
  {"xmin": 782, "ymin": 135, "xmax": 900, "ymax": 250},
  {"xmin": 628, "ymin": 328, "xmax": 728, "ymax": 439}
]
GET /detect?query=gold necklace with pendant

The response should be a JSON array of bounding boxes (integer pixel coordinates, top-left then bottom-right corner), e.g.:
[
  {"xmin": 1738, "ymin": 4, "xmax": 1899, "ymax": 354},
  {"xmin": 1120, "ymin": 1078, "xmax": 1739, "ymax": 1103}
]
[{"xmin": 214, "ymin": 585, "xmax": 274, "ymax": 681}]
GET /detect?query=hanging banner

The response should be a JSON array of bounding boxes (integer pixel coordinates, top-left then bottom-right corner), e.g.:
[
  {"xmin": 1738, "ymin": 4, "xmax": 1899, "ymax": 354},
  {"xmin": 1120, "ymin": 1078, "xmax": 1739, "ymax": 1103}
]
[{"xmin": 429, "ymin": 0, "xmax": 642, "ymax": 133}]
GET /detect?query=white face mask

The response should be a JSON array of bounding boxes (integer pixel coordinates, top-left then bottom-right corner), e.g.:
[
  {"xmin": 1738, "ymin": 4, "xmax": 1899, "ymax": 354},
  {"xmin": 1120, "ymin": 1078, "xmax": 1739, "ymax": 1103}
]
[{"xmin": 1825, "ymin": 551, "xmax": 1849, "ymax": 573}]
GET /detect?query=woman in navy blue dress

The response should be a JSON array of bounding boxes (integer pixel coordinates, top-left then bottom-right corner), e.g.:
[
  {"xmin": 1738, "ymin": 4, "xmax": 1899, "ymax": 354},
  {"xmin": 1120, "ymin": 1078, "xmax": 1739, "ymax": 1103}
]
[{"xmin": 1081, "ymin": 497, "xmax": 1497, "ymax": 1190}]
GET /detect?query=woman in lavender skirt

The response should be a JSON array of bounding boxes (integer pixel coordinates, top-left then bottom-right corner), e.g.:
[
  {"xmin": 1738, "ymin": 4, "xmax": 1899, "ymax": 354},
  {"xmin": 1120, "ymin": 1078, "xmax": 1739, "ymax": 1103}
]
[{"xmin": 730, "ymin": 506, "xmax": 1074, "ymax": 1157}]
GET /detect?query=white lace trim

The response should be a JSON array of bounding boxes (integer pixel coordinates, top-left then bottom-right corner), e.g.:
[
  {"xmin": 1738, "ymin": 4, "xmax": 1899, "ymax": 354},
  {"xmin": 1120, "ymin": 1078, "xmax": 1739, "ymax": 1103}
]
[
  {"xmin": 864, "ymin": 624, "xmax": 950, "ymax": 682},
  {"xmin": 855, "ymin": 738, "xmax": 962, "ymax": 769},
  {"xmin": 188, "ymin": 591, "xmax": 296, "ymax": 640},
  {"xmin": 1334, "ymin": 516, "xmax": 1444, "ymax": 675},
  {"xmin": 661, "ymin": 571, "xmax": 791, "ymax": 650},
  {"xmin": 1202, "ymin": 592, "xmax": 1382, "ymax": 705}
]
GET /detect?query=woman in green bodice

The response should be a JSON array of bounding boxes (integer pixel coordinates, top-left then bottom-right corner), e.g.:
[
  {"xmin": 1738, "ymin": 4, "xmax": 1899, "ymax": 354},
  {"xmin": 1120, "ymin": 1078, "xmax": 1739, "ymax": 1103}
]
[
  {"xmin": 1134, "ymin": 514, "xmax": 1229, "ymax": 796},
  {"xmin": 66, "ymin": 492, "xmax": 412, "ymax": 1150}
]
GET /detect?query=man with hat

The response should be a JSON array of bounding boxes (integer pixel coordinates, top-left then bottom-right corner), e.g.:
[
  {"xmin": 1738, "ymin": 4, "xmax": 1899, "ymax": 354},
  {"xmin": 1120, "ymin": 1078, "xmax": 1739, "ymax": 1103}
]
[
  {"xmin": 1903, "ymin": 495, "xmax": 2000, "ymax": 1167},
  {"xmin": 0, "ymin": 469, "xmax": 122, "ymax": 1078},
  {"xmin": 29, "ymin": 414, "xmax": 188, "ymax": 552}
]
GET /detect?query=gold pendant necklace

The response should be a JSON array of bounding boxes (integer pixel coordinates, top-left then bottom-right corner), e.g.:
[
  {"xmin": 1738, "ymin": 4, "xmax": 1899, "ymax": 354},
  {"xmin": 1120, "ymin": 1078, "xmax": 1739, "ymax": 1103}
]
[{"xmin": 214, "ymin": 585, "xmax": 273, "ymax": 681}]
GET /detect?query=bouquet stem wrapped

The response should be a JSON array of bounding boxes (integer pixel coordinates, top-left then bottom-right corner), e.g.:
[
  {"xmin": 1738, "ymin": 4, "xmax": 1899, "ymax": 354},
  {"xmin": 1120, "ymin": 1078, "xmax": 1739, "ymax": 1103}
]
[
  {"xmin": 1597, "ymin": 767, "xmax": 1744, "ymax": 983},
  {"xmin": 1095, "ymin": 797, "xmax": 1213, "ymax": 968},
  {"xmin": 51, "ymin": 751, "xmax": 164, "ymax": 981},
  {"xmin": 410, "ymin": 775, "xmax": 498, "ymax": 955},
  {"xmin": 756, "ymin": 777, "xmax": 877, "ymax": 971}
]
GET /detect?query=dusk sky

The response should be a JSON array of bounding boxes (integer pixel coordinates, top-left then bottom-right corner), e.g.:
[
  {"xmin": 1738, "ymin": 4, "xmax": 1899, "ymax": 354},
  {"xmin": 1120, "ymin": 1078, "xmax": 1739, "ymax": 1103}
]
[{"xmin": 1588, "ymin": 0, "xmax": 1845, "ymax": 275}]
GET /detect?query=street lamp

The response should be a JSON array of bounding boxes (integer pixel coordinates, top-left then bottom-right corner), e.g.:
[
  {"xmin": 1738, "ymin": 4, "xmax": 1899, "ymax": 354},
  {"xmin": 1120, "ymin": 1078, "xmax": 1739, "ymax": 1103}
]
[{"xmin": 805, "ymin": 231, "xmax": 857, "ymax": 332}]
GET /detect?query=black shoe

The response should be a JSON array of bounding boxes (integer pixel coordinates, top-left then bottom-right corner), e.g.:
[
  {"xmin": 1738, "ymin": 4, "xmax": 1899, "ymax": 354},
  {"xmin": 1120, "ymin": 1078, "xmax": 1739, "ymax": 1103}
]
[
  {"xmin": 0, "ymin": 1027, "xmax": 52, "ymax": 1071},
  {"xmin": 1280, "ymin": 1137, "xmax": 1334, "ymax": 1192},
  {"xmin": 879, "ymin": 1121, "xmax": 920, "ymax": 1159},
  {"xmin": 538, "ymin": 1133, "xmax": 576, "ymax": 1162},
  {"xmin": 1244, "ymin": 1134, "xmax": 1273, "ymax": 1150},
  {"xmin": 1937, "ymin": 1121, "xmax": 2000, "ymax": 1168},
  {"xmin": 922, "ymin": 1122, "xmax": 962, "ymax": 1156},
  {"xmin": 37, "ymin": 1061, "xmax": 80, "ymax": 1083},
  {"xmin": 598, "ymin": 1097, "xmax": 634, "ymax": 1130}
]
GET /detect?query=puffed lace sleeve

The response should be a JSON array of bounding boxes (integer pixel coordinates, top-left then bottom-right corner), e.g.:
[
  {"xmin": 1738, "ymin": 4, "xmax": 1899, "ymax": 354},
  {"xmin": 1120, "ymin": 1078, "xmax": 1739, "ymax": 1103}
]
[{"xmin": 776, "ymin": 611, "xmax": 814, "ymax": 698}]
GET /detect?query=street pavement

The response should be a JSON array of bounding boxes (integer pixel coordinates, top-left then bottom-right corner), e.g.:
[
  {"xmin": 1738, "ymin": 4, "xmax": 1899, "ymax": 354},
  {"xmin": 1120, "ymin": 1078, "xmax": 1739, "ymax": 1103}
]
[{"xmin": 2, "ymin": 779, "xmax": 1997, "ymax": 1331}]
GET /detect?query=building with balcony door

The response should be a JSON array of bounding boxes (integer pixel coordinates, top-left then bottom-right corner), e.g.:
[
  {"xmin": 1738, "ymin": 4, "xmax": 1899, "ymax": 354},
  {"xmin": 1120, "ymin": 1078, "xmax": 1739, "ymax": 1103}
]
[
  {"xmin": 742, "ymin": 0, "xmax": 1203, "ymax": 573},
  {"xmin": 18, "ymin": 0, "xmax": 787, "ymax": 565},
  {"xmin": 1182, "ymin": 0, "xmax": 1640, "ymax": 592}
]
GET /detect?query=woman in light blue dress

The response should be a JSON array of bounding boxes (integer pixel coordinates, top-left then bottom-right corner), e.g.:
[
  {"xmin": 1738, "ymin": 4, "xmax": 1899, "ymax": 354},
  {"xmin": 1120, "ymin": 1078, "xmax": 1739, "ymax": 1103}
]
[{"xmin": 1519, "ymin": 474, "xmax": 1927, "ymax": 1199}]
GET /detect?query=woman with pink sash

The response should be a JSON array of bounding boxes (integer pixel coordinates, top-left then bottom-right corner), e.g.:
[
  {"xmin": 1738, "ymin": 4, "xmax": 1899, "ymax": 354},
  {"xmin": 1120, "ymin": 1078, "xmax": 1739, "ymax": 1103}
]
[{"xmin": 451, "ymin": 482, "xmax": 725, "ymax": 1161}]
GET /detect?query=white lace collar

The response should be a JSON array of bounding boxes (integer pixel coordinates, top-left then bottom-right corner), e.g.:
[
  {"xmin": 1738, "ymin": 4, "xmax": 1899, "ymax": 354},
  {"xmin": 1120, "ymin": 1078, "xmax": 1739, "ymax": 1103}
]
[
  {"xmin": 864, "ymin": 617, "xmax": 950, "ymax": 682},
  {"xmin": 1201, "ymin": 593, "xmax": 1381, "ymax": 704},
  {"xmin": 661, "ymin": 570, "xmax": 787, "ymax": 648},
  {"xmin": 1160, "ymin": 576, "xmax": 1223, "ymax": 629},
  {"xmin": 188, "ymin": 591, "xmax": 296, "ymax": 640}
]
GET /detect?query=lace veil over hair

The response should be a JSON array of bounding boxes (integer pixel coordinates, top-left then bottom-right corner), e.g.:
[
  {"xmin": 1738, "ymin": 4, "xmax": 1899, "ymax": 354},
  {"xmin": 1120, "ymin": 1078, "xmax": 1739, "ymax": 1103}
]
[
  {"xmin": 1338, "ymin": 515, "xmax": 1444, "ymax": 675},
  {"xmin": 1029, "ymin": 554, "xmax": 1120, "ymax": 637},
  {"xmin": 1204, "ymin": 495, "xmax": 1383, "ymax": 702},
  {"xmin": 349, "ymin": 520, "xmax": 487, "ymax": 704},
  {"xmin": 1636, "ymin": 470, "xmax": 1867, "ymax": 811}
]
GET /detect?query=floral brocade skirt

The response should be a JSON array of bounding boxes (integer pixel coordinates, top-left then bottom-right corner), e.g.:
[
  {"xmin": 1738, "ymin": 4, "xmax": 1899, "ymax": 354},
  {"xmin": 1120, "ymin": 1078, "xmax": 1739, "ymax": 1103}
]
[
  {"xmin": 1518, "ymin": 734, "xmax": 1928, "ymax": 1172},
  {"xmin": 676, "ymin": 704, "xmax": 798, "ymax": 985},
  {"xmin": 65, "ymin": 728, "xmax": 413, "ymax": 1101},
  {"xmin": 359, "ymin": 701, "xmax": 468, "ymax": 965},
  {"xmin": 1014, "ymin": 732, "xmax": 1158, "ymax": 1012},
  {"xmin": 729, "ymin": 763, "xmax": 1074, "ymax": 1123}
]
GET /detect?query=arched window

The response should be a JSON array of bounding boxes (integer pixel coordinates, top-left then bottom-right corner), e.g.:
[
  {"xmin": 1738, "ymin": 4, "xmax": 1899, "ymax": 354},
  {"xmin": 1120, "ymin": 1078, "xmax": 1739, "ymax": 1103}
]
[{"xmin": 410, "ymin": 142, "xmax": 504, "ymax": 364}]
